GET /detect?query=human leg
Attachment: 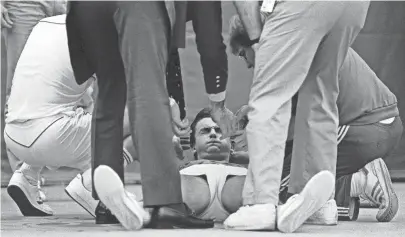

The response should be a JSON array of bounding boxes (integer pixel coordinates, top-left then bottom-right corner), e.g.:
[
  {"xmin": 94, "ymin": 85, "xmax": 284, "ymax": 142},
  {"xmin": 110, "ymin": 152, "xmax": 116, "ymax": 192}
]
[
  {"xmin": 226, "ymin": 1, "xmax": 342, "ymax": 231},
  {"xmin": 335, "ymin": 117, "xmax": 402, "ymax": 222},
  {"xmin": 113, "ymin": 1, "xmax": 213, "ymax": 229},
  {"xmin": 221, "ymin": 176, "xmax": 245, "ymax": 214},
  {"xmin": 180, "ymin": 175, "xmax": 211, "ymax": 215},
  {"xmin": 114, "ymin": 1, "xmax": 182, "ymax": 207},
  {"xmin": 289, "ymin": 1, "xmax": 370, "ymax": 194}
]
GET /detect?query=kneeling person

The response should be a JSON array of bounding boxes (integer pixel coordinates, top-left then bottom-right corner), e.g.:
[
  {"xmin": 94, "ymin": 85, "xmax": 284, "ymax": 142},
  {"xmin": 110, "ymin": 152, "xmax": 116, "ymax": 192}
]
[{"xmin": 4, "ymin": 15, "xmax": 135, "ymax": 219}]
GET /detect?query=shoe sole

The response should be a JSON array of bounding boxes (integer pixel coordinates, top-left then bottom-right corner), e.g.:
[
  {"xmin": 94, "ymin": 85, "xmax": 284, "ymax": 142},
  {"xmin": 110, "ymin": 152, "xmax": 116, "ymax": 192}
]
[
  {"xmin": 94, "ymin": 165, "xmax": 143, "ymax": 230},
  {"xmin": 278, "ymin": 171, "xmax": 334, "ymax": 233},
  {"xmin": 371, "ymin": 158, "xmax": 398, "ymax": 222},
  {"xmin": 64, "ymin": 188, "xmax": 96, "ymax": 218},
  {"xmin": 7, "ymin": 185, "xmax": 52, "ymax": 216},
  {"xmin": 224, "ymin": 223, "xmax": 275, "ymax": 231}
]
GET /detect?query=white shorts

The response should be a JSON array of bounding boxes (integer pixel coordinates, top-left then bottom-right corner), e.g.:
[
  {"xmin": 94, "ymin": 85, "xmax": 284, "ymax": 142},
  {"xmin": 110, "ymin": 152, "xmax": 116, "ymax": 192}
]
[{"xmin": 180, "ymin": 162, "xmax": 247, "ymax": 222}]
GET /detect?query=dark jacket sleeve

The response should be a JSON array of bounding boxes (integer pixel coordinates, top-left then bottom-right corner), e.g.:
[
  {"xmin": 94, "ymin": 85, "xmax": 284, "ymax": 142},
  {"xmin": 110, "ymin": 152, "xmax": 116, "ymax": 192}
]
[
  {"xmin": 189, "ymin": 1, "xmax": 228, "ymax": 95},
  {"xmin": 66, "ymin": 2, "xmax": 95, "ymax": 85}
]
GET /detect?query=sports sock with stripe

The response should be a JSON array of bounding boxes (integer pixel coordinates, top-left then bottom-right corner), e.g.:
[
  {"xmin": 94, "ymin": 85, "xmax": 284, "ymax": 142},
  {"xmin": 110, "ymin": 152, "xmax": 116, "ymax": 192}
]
[{"xmin": 350, "ymin": 171, "xmax": 366, "ymax": 197}]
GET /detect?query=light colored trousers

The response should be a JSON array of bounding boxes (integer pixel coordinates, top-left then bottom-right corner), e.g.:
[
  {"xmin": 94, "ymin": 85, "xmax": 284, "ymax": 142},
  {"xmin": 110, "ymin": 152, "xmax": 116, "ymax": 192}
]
[
  {"xmin": 4, "ymin": 108, "xmax": 91, "ymax": 180},
  {"xmin": 2, "ymin": 0, "xmax": 66, "ymax": 171},
  {"xmin": 243, "ymin": 1, "xmax": 370, "ymax": 205}
]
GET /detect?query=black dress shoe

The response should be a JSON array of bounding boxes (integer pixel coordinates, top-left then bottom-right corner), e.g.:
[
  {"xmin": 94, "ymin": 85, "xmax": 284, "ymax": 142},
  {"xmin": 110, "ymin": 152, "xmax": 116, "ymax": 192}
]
[
  {"xmin": 145, "ymin": 204, "xmax": 214, "ymax": 229},
  {"xmin": 95, "ymin": 201, "xmax": 119, "ymax": 224}
]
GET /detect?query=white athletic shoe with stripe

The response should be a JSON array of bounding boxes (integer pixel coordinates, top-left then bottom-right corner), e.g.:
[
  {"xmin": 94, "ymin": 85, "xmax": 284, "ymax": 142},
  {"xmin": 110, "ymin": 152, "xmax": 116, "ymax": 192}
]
[
  {"xmin": 65, "ymin": 173, "xmax": 98, "ymax": 217},
  {"xmin": 361, "ymin": 158, "xmax": 398, "ymax": 222}
]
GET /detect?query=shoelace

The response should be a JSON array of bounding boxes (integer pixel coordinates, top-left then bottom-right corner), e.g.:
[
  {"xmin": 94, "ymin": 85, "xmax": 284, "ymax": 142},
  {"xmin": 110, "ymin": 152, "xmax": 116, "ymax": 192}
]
[{"xmin": 36, "ymin": 178, "xmax": 47, "ymax": 204}]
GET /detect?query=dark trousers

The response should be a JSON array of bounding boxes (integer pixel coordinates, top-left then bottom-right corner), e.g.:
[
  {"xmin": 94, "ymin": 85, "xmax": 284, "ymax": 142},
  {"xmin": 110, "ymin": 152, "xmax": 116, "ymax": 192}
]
[
  {"xmin": 282, "ymin": 116, "xmax": 403, "ymax": 207},
  {"xmin": 114, "ymin": 1, "xmax": 183, "ymax": 206},
  {"xmin": 67, "ymin": 1, "xmax": 126, "ymax": 199},
  {"xmin": 334, "ymin": 116, "xmax": 403, "ymax": 207}
]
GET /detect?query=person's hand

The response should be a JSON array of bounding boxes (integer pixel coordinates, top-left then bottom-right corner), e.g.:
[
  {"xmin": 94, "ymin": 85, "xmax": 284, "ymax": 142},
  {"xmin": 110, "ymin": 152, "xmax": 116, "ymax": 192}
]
[
  {"xmin": 209, "ymin": 100, "xmax": 236, "ymax": 139},
  {"xmin": 170, "ymin": 97, "xmax": 190, "ymax": 137},
  {"xmin": 231, "ymin": 105, "xmax": 249, "ymax": 151},
  {"xmin": 1, "ymin": 5, "xmax": 13, "ymax": 29},
  {"xmin": 231, "ymin": 130, "xmax": 248, "ymax": 152},
  {"xmin": 172, "ymin": 135, "xmax": 185, "ymax": 160},
  {"xmin": 251, "ymin": 42, "xmax": 259, "ymax": 53},
  {"xmin": 234, "ymin": 105, "xmax": 249, "ymax": 130}
]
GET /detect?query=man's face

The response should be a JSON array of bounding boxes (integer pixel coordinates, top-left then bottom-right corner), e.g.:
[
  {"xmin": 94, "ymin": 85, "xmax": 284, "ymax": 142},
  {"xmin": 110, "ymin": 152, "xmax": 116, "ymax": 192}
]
[
  {"xmin": 238, "ymin": 46, "xmax": 255, "ymax": 69},
  {"xmin": 194, "ymin": 117, "xmax": 231, "ymax": 161}
]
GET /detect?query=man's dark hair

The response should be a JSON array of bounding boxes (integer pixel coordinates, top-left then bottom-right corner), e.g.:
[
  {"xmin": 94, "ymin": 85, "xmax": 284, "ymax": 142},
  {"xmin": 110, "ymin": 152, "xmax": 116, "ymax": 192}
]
[
  {"xmin": 229, "ymin": 15, "xmax": 251, "ymax": 55},
  {"xmin": 189, "ymin": 108, "xmax": 212, "ymax": 148}
]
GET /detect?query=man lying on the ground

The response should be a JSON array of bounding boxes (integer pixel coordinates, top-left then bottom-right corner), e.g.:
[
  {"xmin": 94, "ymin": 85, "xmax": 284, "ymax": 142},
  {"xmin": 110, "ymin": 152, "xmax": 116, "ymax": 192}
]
[
  {"xmin": 185, "ymin": 15, "xmax": 401, "ymax": 224},
  {"xmin": 175, "ymin": 88, "xmax": 401, "ymax": 223}
]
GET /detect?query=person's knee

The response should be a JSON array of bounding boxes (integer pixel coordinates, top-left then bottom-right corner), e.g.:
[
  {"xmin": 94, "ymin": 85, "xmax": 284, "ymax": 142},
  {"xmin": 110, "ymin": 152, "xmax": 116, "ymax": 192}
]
[
  {"xmin": 221, "ymin": 175, "xmax": 245, "ymax": 213},
  {"xmin": 181, "ymin": 175, "xmax": 210, "ymax": 215}
]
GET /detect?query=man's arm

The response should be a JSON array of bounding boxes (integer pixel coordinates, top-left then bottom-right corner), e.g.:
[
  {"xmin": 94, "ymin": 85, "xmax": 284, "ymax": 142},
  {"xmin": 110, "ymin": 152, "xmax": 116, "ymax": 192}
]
[{"xmin": 233, "ymin": 1, "xmax": 262, "ymax": 41}]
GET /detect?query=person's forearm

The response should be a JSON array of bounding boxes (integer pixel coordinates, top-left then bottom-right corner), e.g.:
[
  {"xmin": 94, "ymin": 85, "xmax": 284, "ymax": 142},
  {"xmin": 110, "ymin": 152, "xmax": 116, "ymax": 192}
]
[{"xmin": 233, "ymin": 1, "xmax": 262, "ymax": 40}]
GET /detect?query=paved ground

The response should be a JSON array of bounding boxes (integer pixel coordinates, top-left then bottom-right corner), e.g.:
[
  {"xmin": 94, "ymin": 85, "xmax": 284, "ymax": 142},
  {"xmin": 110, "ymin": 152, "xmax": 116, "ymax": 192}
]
[{"xmin": 1, "ymin": 183, "xmax": 405, "ymax": 237}]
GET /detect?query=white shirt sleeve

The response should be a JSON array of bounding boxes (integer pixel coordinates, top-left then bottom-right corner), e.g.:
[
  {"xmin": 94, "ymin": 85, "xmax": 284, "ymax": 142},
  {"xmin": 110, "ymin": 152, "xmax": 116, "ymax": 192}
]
[{"xmin": 261, "ymin": 0, "xmax": 276, "ymax": 13}]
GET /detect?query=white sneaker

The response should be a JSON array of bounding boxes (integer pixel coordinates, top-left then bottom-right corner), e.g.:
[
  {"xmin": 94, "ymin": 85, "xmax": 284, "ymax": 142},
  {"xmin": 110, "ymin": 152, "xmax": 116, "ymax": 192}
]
[
  {"xmin": 277, "ymin": 170, "xmax": 334, "ymax": 233},
  {"xmin": 65, "ymin": 173, "xmax": 98, "ymax": 217},
  {"xmin": 224, "ymin": 204, "xmax": 276, "ymax": 230},
  {"xmin": 361, "ymin": 158, "xmax": 398, "ymax": 222},
  {"xmin": 94, "ymin": 165, "xmax": 145, "ymax": 230},
  {"xmin": 7, "ymin": 171, "xmax": 53, "ymax": 216},
  {"xmin": 305, "ymin": 199, "xmax": 338, "ymax": 225}
]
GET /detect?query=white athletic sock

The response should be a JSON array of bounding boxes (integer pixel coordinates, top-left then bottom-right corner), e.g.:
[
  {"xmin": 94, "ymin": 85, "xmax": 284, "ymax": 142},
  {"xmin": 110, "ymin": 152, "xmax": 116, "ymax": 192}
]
[
  {"xmin": 350, "ymin": 171, "xmax": 366, "ymax": 197},
  {"xmin": 19, "ymin": 163, "xmax": 42, "ymax": 186},
  {"xmin": 123, "ymin": 148, "xmax": 134, "ymax": 166}
]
